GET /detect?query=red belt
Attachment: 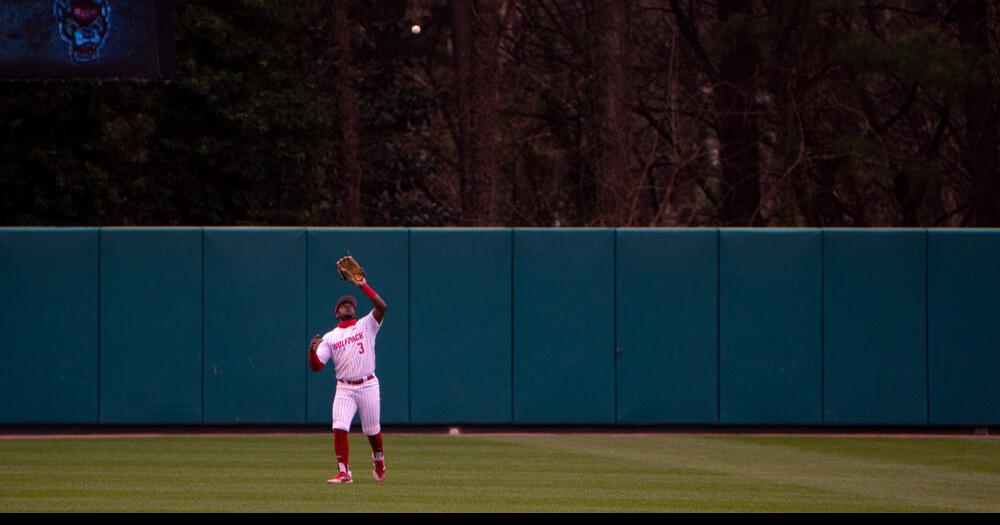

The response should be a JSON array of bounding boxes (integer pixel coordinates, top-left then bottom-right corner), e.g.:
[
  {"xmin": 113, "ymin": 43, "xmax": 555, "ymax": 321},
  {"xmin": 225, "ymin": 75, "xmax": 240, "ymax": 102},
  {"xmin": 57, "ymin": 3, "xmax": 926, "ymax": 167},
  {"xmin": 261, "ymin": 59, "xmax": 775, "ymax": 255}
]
[{"xmin": 339, "ymin": 375, "xmax": 374, "ymax": 385}]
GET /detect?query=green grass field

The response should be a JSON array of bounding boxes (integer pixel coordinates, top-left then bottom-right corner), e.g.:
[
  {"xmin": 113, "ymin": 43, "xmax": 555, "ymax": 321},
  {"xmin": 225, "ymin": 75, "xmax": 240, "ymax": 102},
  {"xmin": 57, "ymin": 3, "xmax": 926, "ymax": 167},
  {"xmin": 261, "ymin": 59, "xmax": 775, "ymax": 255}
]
[{"xmin": 1, "ymin": 433, "xmax": 999, "ymax": 512}]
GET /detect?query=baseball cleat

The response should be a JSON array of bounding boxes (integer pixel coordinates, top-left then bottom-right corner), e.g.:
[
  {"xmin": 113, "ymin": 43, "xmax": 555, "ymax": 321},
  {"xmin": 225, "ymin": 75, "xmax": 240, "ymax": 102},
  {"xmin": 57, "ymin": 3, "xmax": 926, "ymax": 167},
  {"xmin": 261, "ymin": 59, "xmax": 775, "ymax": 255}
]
[
  {"xmin": 372, "ymin": 456, "xmax": 386, "ymax": 482},
  {"xmin": 327, "ymin": 471, "xmax": 353, "ymax": 484}
]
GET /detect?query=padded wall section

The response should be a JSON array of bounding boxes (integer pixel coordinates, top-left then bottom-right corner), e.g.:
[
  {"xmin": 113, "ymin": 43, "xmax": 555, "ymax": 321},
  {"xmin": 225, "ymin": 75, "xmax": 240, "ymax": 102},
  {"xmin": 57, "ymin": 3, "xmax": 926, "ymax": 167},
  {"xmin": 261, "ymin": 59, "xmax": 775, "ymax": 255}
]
[
  {"xmin": 823, "ymin": 230, "xmax": 927, "ymax": 424},
  {"xmin": 203, "ymin": 229, "xmax": 306, "ymax": 423},
  {"xmin": 928, "ymin": 230, "xmax": 1000, "ymax": 425},
  {"xmin": 0, "ymin": 229, "xmax": 99, "ymax": 423},
  {"xmin": 719, "ymin": 230, "xmax": 822, "ymax": 424},
  {"xmin": 616, "ymin": 229, "xmax": 718, "ymax": 423},
  {"xmin": 99, "ymin": 229, "xmax": 203, "ymax": 423},
  {"xmin": 410, "ymin": 230, "xmax": 512, "ymax": 423},
  {"xmin": 513, "ymin": 229, "xmax": 615, "ymax": 424}
]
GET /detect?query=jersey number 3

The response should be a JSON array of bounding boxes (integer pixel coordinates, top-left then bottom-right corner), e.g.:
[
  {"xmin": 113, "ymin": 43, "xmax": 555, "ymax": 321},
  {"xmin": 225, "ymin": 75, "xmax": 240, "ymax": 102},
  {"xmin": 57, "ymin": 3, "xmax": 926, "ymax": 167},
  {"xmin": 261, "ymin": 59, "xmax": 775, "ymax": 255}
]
[{"xmin": 358, "ymin": 342, "xmax": 365, "ymax": 354}]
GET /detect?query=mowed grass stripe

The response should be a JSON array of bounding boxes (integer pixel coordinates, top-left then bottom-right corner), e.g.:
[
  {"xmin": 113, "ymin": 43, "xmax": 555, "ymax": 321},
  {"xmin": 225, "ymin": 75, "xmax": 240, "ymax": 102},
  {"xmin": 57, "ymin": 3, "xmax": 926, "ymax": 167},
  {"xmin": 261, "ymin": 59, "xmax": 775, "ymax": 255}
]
[
  {"xmin": 0, "ymin": 435, "xmax": 997, "ymax": 512},
  {"xmin": 494, "ymin": 435, "xmax": 1000, "ymax": 512}
]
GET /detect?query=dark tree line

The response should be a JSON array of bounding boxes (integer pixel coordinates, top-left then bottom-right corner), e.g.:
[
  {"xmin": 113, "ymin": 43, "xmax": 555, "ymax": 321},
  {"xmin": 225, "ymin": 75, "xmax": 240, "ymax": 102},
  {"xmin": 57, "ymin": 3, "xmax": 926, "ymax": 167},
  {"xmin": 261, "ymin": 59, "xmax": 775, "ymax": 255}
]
[{"xmin": 2, "ymin": 0, "xmax": 998, "ymax": 227}]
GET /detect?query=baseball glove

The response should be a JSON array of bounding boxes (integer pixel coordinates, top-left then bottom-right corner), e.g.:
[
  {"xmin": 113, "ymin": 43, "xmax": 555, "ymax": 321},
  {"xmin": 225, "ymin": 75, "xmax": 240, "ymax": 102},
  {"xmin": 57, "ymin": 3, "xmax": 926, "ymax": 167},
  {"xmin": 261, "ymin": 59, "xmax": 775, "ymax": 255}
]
[{"xmin": 336, "ymin": 254, "xmax": 366, "ymax": 286}]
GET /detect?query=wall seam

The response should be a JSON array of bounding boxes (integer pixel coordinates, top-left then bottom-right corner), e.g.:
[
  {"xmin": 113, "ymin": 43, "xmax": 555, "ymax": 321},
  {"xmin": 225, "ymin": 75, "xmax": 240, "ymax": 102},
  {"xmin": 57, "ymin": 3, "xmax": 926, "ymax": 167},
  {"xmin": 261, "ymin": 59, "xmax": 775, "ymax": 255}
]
[
  {"xmin": 408, "ymin": 228, "xmax": 412, "ymax": 424},
  {"xmin": 200, "ymin": 229, "xmax": 205, "ymax": 425},
  {"xmin": 613, "ymin": 229, "xmax": 619, "ymax": 424},
  {"xmin": 925, "ymin": 229, "xmax": 930, "ymax": 424},
  {"xmin": 510, "ymin": 229, "xmax": 515, "ymax": 424},
  {"xmin": 304, "ymin": 229, "xmax": 309, "ymax": 424},
  {"xmin": 820, "ymin": 230, "xmax": 826, "ymax": 425},
  {"xmin": 96, "ymin": 228, "xmax": 102, "ymax": 424},
  {"xmin": 716, "ymin": 229, "xmax": 721, "ymax": 425}
]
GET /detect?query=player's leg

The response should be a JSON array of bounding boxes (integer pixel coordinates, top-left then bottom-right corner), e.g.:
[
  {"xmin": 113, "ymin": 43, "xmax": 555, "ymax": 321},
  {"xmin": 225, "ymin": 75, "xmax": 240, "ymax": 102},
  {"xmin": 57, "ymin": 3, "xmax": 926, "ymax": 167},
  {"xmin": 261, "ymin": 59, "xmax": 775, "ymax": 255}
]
[
  {"xmin": 329, "ymin": 386, "xmax": 359, "ymax": 484},
  {"xmin": 358, "ymin": 379, "xmax": 385, "ymax": 482}
]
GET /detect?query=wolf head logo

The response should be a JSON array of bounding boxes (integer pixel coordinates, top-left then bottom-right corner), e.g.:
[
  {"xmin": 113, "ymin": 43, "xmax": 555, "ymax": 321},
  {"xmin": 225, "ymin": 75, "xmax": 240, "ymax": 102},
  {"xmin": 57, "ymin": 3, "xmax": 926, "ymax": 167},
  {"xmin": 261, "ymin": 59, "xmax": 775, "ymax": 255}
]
[{"xmin": 53, "ymin": 0, "xmax": 112, "ymax": 64}]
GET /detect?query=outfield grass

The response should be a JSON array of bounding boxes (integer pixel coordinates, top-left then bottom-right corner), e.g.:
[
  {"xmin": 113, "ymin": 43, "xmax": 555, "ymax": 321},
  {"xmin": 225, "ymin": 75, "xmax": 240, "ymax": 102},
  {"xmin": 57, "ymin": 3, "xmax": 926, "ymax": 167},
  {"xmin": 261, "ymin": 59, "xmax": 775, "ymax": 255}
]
[{"xmin": 1, "ymin": 433, "xmax": 998, "ymax": 512}]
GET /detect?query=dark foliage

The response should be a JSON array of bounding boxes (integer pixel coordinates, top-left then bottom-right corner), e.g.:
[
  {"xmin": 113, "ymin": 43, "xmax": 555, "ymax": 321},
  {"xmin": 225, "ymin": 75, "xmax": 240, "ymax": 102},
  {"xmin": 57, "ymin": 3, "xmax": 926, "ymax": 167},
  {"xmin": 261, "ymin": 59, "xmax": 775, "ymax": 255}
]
[{"xmin": 2, "ymin": 0, "xmax": 998, "ymax": 226}]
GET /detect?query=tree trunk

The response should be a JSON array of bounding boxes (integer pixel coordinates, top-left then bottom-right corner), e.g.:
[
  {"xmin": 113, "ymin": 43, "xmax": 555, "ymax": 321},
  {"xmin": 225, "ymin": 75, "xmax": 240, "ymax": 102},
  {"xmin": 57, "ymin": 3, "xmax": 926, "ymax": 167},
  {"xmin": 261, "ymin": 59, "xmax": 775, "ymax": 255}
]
[
  {"xmin": 958, "ymin": 0, "xmax": 999, "ymax": 226},
  {"xmin": 588, "ymin": 0, "xmax": 637, "ymax": 226},
  {"xmin": 451, "ymin": 0, "xmax": 501, "ymax": 226},
  {"xmin": 715, "ymin": 0, "xmax": 761, "ymax": 226},
  {"xmin": 331, "ymin": 0, "xmax": 363, "ymax": 226}
]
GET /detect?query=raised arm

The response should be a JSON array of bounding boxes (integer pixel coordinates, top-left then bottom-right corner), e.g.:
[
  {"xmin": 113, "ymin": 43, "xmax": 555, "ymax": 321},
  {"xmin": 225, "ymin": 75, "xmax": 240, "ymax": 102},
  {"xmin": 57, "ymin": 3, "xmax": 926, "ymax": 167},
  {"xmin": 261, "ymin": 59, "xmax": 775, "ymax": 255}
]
[{"xmin": 358, "ymin": 277, "xmax": 387, "ymax": 324}]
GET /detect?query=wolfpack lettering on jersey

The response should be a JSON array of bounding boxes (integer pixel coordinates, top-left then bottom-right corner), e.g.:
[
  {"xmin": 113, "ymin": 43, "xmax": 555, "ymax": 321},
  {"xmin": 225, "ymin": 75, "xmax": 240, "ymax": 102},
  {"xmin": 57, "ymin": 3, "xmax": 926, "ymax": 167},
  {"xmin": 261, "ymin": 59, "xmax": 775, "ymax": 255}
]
[{"xmin": 315, "ymin": 311, "xmax": 381, "ymax": 381}]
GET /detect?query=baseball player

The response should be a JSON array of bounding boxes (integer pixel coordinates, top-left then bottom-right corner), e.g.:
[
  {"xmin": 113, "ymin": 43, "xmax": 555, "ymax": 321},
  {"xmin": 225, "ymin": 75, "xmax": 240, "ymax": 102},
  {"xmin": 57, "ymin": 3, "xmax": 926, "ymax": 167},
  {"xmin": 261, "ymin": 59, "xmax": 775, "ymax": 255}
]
[{"xmin": 308, "ymin": 274, "xmax": 388, "ymax": 484}]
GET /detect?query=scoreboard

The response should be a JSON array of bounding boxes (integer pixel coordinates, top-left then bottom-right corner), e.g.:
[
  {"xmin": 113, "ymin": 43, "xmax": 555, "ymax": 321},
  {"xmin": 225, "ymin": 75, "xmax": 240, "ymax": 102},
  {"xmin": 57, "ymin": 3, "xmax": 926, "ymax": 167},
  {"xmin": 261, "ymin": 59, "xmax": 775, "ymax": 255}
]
[{"xmin": 0, "ymin": 0, "xmax": 174, "ymax": 81}]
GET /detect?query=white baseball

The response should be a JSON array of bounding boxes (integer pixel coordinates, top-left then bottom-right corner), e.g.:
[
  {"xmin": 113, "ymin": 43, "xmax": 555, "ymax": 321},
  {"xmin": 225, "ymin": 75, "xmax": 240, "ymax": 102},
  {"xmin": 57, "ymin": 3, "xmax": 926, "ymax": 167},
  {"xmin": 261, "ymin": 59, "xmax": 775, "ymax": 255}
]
[{"xmin": 411, "ymin": 24, "xmax": 421, "ymax": 35}]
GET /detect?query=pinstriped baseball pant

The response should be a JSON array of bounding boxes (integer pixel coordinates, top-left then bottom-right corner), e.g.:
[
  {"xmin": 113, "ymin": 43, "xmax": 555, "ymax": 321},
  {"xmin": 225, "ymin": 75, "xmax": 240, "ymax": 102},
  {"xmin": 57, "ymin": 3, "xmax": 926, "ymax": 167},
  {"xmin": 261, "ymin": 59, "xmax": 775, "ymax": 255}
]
[{"xmin": 331, "ymin": 376, "xmax": 381, "ymax": 435}]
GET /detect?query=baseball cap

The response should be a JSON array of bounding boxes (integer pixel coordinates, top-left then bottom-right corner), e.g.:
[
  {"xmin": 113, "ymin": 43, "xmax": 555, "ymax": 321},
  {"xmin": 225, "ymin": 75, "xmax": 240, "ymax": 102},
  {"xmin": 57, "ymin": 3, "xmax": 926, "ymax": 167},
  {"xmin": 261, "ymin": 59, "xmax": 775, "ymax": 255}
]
[{"xmin": 334, "ymin": 295, "xmax": 357, "ymax": 312}]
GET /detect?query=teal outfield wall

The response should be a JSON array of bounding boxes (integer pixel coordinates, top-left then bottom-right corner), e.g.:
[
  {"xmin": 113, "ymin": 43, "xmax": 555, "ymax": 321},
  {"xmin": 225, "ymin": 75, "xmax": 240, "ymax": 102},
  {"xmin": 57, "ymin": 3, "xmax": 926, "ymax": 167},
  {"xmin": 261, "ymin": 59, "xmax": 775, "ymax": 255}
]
[{"xmin": 1, "ymin": 228, "xmax": 998, "ymax": 426}]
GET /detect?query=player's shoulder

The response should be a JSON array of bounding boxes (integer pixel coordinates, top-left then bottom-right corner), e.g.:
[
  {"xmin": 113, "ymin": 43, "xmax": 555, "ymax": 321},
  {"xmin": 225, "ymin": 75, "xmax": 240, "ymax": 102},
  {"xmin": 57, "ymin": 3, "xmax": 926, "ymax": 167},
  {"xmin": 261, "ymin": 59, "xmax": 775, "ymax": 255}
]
[
  {"xmin": 361, "ymin": 310, "xmax": 380, "ymax": 327},
  {"xmin": 321, "ymin": 328, "xmax": 339, "ymax": 341}
]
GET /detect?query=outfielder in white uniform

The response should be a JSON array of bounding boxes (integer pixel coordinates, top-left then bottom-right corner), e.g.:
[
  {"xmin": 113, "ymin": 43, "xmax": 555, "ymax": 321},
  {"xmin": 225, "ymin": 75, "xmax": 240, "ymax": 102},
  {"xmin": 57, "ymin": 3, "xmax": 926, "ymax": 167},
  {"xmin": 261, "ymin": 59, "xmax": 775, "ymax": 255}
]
[{"xmin": 308, "ymin": 276, "xmax": 387, "ymax": 484}]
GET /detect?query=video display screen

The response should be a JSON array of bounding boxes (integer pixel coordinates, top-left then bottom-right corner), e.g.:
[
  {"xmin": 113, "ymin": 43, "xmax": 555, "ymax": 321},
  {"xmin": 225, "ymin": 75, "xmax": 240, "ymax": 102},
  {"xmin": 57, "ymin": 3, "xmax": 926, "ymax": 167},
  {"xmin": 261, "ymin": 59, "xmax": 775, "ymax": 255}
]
[{"xmin": 0, "ymin": 0, "xmax": 175, "ymax": 81}]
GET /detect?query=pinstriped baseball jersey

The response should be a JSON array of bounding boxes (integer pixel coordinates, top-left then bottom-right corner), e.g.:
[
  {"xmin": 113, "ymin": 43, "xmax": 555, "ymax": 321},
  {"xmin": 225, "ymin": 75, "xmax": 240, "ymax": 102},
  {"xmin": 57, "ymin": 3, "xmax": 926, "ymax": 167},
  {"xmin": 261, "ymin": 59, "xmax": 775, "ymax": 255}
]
[{"xmin": 315, "ymin": 311, "xmax": 381, "ymax": 381}]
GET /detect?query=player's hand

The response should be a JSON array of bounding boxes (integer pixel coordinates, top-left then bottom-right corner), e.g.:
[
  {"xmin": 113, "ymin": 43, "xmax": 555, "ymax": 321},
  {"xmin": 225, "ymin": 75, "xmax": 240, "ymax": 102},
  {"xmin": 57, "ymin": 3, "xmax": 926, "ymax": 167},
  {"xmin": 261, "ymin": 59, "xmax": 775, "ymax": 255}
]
[
  {"xmin": 309, "ymin": 336, "xmax": 322, "ymax": 353},
  {"xmin": 357, "ymin": 276, "xmax": 367, "ymax": 287}
]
